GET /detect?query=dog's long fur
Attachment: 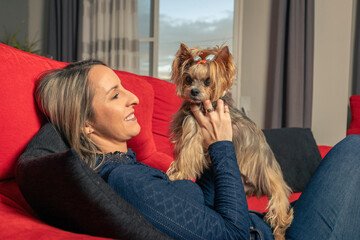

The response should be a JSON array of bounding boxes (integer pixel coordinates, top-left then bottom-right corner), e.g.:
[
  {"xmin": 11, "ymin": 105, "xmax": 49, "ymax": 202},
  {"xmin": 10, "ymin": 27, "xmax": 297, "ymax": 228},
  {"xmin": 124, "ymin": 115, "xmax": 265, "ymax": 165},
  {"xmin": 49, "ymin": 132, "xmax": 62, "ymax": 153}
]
[{"xmin": 166, "ymin": 43, "xmax": 293, "ymax": 240}]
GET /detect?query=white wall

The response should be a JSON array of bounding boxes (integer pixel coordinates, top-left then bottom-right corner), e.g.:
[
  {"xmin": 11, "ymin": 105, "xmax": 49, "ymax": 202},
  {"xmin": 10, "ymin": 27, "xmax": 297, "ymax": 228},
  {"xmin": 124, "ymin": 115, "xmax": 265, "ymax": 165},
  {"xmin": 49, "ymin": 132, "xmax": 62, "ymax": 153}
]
[
  {"xmin": 240, "ymin": 0, "xmax": 354, "ymax": 146},
  {"xmin": 240, "ymin": 0, "xmax": 271, "ymax": 127},
  {"xmin": 311, "ymin": 0, "xmax": 354, "ymax": 146}
]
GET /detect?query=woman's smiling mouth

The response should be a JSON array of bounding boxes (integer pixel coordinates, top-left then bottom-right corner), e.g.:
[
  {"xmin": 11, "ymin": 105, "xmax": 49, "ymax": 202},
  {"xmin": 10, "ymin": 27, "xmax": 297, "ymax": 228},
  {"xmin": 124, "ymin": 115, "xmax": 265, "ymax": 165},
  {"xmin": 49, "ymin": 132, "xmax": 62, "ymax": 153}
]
[{"xmin": 125, "ymin": 113, "xmax": 136, "ymax": 121}]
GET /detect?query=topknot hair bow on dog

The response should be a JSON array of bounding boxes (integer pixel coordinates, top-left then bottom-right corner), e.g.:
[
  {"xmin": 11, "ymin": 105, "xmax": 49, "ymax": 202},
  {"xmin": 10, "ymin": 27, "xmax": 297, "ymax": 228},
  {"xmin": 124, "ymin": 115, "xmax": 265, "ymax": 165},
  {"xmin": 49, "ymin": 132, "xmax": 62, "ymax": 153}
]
[{"xmin": 194, "ymin": 54, "xmax": 215, "ymax": 64}]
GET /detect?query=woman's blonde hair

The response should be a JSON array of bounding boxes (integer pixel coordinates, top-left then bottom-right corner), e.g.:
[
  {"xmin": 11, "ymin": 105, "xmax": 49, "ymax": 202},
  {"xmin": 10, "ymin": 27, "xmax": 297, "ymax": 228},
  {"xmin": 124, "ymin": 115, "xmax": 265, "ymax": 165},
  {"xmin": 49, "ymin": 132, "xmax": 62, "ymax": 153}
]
[{"xmin": 35, "ymin": 60, "xmax": 106, "ymax": 169}]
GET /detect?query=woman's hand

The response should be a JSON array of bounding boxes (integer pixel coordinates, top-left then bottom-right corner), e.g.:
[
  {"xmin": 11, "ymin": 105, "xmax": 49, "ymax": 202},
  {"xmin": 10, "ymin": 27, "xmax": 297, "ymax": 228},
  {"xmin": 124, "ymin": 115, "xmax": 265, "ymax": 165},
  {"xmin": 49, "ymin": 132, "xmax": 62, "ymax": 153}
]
[{"xmin": 190, "ymin": 99, "xmax": 232, "ymax": 148}]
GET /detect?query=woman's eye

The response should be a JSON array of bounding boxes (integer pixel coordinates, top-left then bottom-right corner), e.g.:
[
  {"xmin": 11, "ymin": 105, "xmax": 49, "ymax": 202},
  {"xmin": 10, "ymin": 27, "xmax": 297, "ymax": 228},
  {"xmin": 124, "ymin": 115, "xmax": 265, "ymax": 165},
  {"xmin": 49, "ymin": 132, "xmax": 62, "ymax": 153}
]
[
  {"xmin": 186, "ymin": 76, "xmax": 193, "ymax": 84},
  {"xmin": 112, "ymin": 93, "xmax": 119, "ymax": 99},
  {"xmin": 204, "ymin": 78, "xmax": 211, "ymax": 86}
]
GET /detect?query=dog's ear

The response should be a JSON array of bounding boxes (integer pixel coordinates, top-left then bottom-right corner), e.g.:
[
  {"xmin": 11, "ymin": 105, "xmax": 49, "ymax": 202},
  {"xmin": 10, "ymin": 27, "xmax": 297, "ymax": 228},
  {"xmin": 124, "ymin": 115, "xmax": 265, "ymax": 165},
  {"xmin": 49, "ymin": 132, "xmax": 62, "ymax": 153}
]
[
  {"xmin": 214, "ymin": 46, "xmax": 231, "ymax": 65},
  {"xmin": 213, "ymin": 46, "xmax": 236, "ymax": 92},
  {"xmin": 171, "ymin": 43, "xmax": 193, "ymax": 84},
  {"xmin": 178, "ymin": 43, "xmax": 192, "ymax": 62}
]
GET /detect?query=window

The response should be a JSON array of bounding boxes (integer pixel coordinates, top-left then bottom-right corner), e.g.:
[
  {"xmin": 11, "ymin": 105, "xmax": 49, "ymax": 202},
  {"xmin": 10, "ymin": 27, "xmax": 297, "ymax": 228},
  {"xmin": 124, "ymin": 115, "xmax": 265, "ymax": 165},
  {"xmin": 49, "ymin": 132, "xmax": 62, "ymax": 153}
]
[
  {"xmin": 138, "ymin": 0, "xmax": 235, "ymax": 80},
  {"xmin": 138, "ymin": 0, "xmax": 158, "ymax": 76}
]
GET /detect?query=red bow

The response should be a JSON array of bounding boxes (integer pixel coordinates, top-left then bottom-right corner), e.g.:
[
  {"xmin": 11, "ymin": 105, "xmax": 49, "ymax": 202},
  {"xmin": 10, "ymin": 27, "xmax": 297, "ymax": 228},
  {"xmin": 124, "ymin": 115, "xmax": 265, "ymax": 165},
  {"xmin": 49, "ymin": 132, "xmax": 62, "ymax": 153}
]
[{"xmin": 196, "ymin": 59, "xmax": 207, "ymax": 64}]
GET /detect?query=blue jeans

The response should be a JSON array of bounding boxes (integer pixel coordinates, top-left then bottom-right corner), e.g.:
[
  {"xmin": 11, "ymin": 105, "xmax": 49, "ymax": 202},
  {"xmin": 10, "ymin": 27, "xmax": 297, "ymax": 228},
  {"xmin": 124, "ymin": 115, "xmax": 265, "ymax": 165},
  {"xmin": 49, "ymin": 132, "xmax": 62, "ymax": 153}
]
[{"xmin": 286, "ymin": 135, "xmax": 360, "ymax": 239}]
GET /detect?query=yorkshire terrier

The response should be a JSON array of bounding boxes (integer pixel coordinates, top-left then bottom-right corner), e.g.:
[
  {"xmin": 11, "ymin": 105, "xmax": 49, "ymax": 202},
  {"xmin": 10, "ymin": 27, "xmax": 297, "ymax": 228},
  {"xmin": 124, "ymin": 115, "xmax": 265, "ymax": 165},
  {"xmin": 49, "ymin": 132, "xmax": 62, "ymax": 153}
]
[{"xmin": 166, "ymin": 43, "xmax": 293, "ymax": 240}]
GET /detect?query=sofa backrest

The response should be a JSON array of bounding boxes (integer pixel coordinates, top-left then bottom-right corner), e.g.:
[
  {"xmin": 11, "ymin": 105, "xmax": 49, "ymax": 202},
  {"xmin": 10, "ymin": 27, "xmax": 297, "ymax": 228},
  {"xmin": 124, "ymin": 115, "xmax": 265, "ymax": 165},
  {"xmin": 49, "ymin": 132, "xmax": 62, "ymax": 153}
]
[{"xmin": 0, "ymin": 44, "xmax": 179, "ymax": 180}]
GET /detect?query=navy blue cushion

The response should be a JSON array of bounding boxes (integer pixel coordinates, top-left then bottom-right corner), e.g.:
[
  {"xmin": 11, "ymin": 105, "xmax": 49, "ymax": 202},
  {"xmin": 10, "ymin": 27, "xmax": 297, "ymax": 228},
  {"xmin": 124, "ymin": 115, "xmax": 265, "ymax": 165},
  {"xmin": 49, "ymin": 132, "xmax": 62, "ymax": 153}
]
[
  {"xmin": 262, "ymin": 128, "xmax": 322, "ymax": 192},
  {"xmin": 16, "ymin": 123, "xmax": 170, "ymax": 240}
]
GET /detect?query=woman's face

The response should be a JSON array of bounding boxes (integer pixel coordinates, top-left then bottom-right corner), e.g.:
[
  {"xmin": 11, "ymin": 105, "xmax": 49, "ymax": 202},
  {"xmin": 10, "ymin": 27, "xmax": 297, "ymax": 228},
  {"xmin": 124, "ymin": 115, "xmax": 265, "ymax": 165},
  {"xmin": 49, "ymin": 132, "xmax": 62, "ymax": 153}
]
[{"xmin": 87, "ymin": 65, "xmax": 140, "ymax": 151}]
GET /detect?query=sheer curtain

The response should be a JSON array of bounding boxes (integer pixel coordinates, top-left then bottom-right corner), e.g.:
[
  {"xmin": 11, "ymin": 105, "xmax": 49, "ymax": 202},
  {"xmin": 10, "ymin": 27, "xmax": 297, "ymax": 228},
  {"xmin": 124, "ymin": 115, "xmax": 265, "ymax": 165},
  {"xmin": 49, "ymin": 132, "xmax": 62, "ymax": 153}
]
[
  {"xmin": 78, "ymin": 0, "xmax": 139, "ymax": 73},
  {"xmin": 265, "ymin": 0, "xmax": 314, "ymax": 129}
]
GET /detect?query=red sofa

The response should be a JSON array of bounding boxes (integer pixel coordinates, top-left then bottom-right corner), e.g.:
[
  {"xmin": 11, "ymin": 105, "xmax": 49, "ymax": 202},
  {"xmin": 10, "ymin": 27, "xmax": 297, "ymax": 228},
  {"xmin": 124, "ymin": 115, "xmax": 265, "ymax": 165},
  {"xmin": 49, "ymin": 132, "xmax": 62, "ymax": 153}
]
[{"xmin": 0, "ymin": 43, "xmax": 355, "ymax": 239}]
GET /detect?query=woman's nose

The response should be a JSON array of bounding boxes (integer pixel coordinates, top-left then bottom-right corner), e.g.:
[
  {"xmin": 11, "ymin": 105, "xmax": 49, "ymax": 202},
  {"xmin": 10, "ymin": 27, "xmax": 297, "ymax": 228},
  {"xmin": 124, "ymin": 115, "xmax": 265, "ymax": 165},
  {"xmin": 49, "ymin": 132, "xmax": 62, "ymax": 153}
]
[{"xmin": 126, "ymin": 90, "xmax": 139, "ymax": 107}]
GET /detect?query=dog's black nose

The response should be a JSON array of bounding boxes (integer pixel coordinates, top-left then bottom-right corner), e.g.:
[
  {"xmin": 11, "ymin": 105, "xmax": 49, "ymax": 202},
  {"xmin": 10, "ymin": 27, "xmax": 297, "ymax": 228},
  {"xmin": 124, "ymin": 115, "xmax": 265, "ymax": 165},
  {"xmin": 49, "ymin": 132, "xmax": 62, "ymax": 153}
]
[{"xmin": 191, "ymin": 89, "xmax": 200, "ymax": 96}]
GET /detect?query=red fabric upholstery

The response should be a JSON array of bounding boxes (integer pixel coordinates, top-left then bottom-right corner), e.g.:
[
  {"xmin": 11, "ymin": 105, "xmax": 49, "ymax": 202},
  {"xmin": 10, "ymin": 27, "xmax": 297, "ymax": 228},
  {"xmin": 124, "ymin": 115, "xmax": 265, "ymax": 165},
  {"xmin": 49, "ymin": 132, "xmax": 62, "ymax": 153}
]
[
  {"xmin": 142, "ymin": 75, "xmax": 182, "ymax": 157},
  {"xmin": 347, "ymin": 95, "xmax": 360, "ymax": 136},
  {"xmin": 318, "ymin": 145, "xmax": 332, "ymax": 159},
  {"xmin": 247, "ymin": 193, "xmax": 302, "ymax": 213},
  {"xmin": 0, "ymin": 45, "xmax": 64, "ymax": 180}
]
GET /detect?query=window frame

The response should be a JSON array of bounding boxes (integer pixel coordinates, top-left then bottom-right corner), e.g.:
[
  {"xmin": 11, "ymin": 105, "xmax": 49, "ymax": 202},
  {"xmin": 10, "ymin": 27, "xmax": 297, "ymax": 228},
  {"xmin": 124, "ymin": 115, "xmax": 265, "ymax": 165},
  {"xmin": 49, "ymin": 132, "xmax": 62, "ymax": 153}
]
[{"xmin": 138, "ymin": 0, "xmax": 159, "ymax": 77}]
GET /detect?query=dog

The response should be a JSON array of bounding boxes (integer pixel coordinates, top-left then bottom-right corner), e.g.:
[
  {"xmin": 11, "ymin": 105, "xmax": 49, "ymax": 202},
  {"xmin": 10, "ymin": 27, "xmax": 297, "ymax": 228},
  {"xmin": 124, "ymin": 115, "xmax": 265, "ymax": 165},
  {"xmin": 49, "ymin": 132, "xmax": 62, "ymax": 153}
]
[{"xmin": 166, "ymin": 43, "xmax": 293, "ymax": 240}]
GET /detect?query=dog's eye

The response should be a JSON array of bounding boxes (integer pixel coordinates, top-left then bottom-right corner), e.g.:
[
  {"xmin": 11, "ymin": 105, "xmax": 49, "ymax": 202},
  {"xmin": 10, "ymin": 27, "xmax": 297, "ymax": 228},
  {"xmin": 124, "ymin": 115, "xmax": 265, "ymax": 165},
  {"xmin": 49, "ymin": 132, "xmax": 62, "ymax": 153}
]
[
  {"xmin": 186, "ymin": 76, "xmax": 193, "ymax": 84},
  {"xmin": 204, "ymin": 78, "xmax": 211, "ymax": 86}
]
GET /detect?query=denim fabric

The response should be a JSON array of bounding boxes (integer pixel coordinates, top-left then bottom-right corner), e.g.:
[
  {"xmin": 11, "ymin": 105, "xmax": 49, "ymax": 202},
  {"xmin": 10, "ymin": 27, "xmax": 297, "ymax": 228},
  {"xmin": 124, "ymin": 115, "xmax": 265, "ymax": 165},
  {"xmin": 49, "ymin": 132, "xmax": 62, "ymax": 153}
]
[
  {"xmin": 286, "ymin": 135, "xmax": 360, "ymax": 240},
  {"xmin": 97, "ymin": 141, "xmax": 251, "ymax": 240},
  {"xmin": 97, "ymin": 135, "xmax": 360, "ymax": 240},
  {"xmin": 196, "ymin": 162, "xmax": 273, "ymax": 240}
]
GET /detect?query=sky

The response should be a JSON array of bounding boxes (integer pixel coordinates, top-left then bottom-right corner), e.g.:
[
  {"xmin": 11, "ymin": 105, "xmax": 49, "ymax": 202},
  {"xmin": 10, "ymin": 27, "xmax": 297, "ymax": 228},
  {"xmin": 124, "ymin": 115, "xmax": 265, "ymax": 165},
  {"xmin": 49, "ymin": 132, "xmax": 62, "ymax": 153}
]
[
  {"xmin": 159, "ymin": 0, "xmax": 234, "ymax": 25},
  {"xmin": 138, "ymin": 0, "xmax": 234, "ymax": 79}
]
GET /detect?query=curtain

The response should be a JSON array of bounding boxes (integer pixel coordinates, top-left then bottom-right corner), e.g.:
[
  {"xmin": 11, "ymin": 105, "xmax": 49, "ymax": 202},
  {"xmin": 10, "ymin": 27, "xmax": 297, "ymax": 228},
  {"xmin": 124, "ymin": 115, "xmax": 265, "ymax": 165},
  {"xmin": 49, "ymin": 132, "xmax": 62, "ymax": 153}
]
[
  {"xmin": 48, "ymin": 0, "xmax": 81, "ymax": 62},
  {"xmin": 265, "ymin": 0, "xmax": 314, "ymax": 129},
  {"xmin": 78, "ymin": 0, "xmax": 139, "ymax": 73}
]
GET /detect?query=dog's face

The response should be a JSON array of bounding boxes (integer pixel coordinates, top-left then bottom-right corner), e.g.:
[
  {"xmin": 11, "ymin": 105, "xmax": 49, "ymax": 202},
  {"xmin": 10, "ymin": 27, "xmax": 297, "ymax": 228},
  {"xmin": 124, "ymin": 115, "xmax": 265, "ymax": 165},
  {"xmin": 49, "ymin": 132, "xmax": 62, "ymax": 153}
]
[{"xmin": 171, "ymin": 43, "xmax": 236, "ymax": 103}]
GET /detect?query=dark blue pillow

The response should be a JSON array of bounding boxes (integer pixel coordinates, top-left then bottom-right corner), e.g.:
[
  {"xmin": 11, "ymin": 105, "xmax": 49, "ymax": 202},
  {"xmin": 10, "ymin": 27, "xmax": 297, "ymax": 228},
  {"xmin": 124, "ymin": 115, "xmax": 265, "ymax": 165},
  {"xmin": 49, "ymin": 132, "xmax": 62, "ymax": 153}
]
[
  {"xmin": 16, "ymin": 123, "xmax": 171, "ymax": 240},
  {"xmin": 262, "ymin": 128, "xmax": 322, "ymax": 192}
]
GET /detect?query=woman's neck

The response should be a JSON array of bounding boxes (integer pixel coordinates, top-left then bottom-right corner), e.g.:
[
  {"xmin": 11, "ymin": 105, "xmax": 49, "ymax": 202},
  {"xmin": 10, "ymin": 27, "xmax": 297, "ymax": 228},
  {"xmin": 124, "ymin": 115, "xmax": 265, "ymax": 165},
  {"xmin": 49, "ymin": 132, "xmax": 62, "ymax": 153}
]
[
  {"xmin": 91, "ymin": 136, "xmax": 128, "ymax": 154},
  {"xmin": 102, "ymin": 144, "xmax": 128, "ymax": 154}
]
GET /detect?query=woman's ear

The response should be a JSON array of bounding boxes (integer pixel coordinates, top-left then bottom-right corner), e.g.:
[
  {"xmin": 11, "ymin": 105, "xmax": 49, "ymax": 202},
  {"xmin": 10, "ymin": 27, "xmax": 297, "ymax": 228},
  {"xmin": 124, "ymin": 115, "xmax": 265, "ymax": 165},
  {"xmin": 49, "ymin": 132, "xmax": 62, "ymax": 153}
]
[{"xmin": 84, "ymin": 121, "xmax": 94, "ymax": 135}]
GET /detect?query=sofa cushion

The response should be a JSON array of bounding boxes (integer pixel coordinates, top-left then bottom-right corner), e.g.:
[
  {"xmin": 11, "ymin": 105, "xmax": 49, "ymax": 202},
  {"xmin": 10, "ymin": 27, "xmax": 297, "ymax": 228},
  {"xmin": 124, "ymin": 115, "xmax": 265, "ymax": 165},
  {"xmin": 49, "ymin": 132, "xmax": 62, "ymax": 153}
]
[
  {"xmin": 143, "ymin": 76, "xmax": 182, "ymax": 157},
  {"xmin": 0, "ymin": 44, "xmax": 65, "ymax": 180},
  {"xmin": 16, "ymin": 123, "xmax": 171, "ymax": 240},
  {"xmin": 262, "ymin": 128, "xmax": 322, "ymax": 193},
  {"xmin": 347, "ymin": 95, "xmax": 360, "ymax": 136}
]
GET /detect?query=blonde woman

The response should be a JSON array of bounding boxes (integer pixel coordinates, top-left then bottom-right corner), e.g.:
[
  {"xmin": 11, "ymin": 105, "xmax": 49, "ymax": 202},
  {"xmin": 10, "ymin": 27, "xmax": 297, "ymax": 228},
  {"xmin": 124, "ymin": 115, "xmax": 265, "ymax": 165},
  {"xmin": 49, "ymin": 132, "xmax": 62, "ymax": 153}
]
[{"xmin": 35, "ymin": 60, "xmax": 360, "ymax": 240}]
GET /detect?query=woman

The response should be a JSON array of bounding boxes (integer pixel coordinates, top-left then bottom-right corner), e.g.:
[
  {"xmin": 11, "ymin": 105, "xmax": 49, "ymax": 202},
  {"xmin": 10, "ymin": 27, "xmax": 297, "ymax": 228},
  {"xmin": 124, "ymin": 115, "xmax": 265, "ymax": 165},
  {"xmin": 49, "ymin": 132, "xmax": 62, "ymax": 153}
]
[{"xmin": 36, "ymin": 60, "xmax": 360, "ymax": 240}]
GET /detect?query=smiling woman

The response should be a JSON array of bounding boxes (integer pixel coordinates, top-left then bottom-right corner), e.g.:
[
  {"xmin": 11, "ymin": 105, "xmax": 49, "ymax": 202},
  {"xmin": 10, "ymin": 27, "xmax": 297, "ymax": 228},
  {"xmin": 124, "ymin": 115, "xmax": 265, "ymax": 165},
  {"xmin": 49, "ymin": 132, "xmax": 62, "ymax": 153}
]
[
  {"xmin": 86, "ymin": 65, "xmax": 141, "ymax": 153},
  {"xmin": 35, "ymin": 60, "xmax": 141, "ymax": 169}
]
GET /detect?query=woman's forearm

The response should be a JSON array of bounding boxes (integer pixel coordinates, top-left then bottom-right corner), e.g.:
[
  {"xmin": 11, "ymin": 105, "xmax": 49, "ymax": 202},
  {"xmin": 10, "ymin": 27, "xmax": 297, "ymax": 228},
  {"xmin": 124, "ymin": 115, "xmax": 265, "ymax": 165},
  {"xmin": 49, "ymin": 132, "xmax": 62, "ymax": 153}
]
[{"xmin": 209, "ymin": 141, "xmax": 250, "ymax": 239}]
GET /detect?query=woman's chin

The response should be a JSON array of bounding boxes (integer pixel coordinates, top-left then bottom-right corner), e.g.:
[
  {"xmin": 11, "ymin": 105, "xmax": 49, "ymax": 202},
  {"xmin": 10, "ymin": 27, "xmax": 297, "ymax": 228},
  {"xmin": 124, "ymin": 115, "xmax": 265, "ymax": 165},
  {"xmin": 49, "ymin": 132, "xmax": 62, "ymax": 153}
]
[{"xmin": 132, "ymin": 124, "xmax": 141, "ymax": 138}]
